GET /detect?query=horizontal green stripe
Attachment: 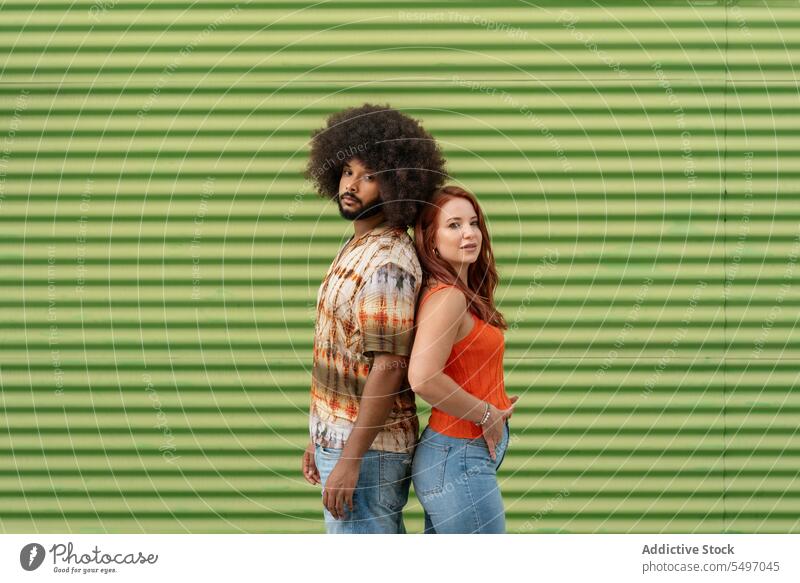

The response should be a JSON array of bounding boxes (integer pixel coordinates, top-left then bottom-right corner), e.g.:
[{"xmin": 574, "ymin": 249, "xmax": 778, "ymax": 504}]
[
  {"xmin": 3, "ymin": 300, "xmax": 792, "ymax": 309},
  {"xmin": 0, "ymin": 469, "xmax": 792, "ymax": 479},
  {"xmin": 5, "ymin": 320, "xmax": 797, "ymax": 328},
  {"xmin": 2, "ymin": 405, "xmax": 796, "ymax": 414},
  {"xmin": 0, "ymin": 173, "xmax": 740, "ymax": 181},
  {"xmin": 0, "ymin": 106, "xmax": 780, "ymax": 114},
  {"xmin": 2, "ymin": 64, "xmax": 736, "ymax": 73},
  {"xmin": 0, "ymin": 512, "xmax": 784, "ymax": 520},
  {"xmin": 7, "ymin": 42, "xmax": 800, "ymax": 53},
  {"xmin": 4, "ymin": 129, "xmax": 797, "ymax": 139},
  {"xmin": 3, "ymin": 490, "xmax": 795, "ymax": 500},
  {"xmin": 0, "ymin": 233, "xmax": 788, "ymax": 243},
  {"xmin": 0, "ymin": 385, "xmax": 785, "ymax": 393},
  {"xmin": 3, "ymin": 364, "xmax": 797, "ymax": 374},
  {"xmin": 1, "ymin": 447, "xmax": 795, "ymax": 456},
  {"xmin": 0, "ymin": 1, "xmax": 742, "ymax": 10},
  {"xmin": 0, "ymin": 87, "xmax": 751, "ymax": 96},
  {"xmin": 0, "ymin": 213, "xmax": 771, "ymax": 221},
  {"xmin": 1, "ymin": 257, "xmax": 790, "ymax": 266},
  {"xmin": 2, "ymin": 277, "xmax": 792, "ymax": 285},
  {"xmin": 4, "ymin": 342, "xmax": 799, "ymax": 351},
  {"xmin": 3, "ymin": 149, "xmax": 780, "ymax": 159},
  {"xmin": 0, "ymin": 310, "xmax": 753, "ymax": 319},
  {"xmin": 2, "ymin": 427, "xmax": 795, "ymax": 436},
  {"xmin": 1, "ymin": 362, "xmax": 796, "ymax": 371},
  {"xmin": 0, "ymin": 23, "xmax": 760, "ymax": 33},
  {"xmin": 3, "ymin": 322, "xmax": 796, "ymax": 333}
]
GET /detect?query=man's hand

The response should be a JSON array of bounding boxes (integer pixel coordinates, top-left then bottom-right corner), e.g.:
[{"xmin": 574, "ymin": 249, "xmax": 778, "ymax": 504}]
[
  {"xmin": 302, "ymin": 440, "xmax": 320, "ymax": 485},
  {"xmin": 322, "ymin": 457, "xmax": 361, "ymax": 520}
]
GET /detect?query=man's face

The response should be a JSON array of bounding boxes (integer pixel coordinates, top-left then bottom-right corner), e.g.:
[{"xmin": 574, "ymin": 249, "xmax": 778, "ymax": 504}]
[{"xmin": 337, "ymin": 157, "xmax": 383, "ymax": 221}]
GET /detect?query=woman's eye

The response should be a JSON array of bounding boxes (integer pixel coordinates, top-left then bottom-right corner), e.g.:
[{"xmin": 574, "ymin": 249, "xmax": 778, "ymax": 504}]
[
  {"xmin": 449, "ymin": 223, "xmax": 459, "ymax": 228},
  {"xmin": 364, "ymin": 175, "xmax": 373, "ymax": 181}
]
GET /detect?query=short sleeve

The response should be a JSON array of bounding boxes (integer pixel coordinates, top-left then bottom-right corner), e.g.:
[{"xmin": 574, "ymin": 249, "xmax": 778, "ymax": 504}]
[{"xmin": 356, "ymin": 262, "xmax": 419, "ymax": 357}]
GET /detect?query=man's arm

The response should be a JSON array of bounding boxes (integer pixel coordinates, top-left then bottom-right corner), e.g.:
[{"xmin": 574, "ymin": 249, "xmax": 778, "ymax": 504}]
[
  {"xmin": 340, "ymin": 353, "xmax": 408, "ymax": 460},
  {"xmin": 322, "ymin": 353, "xmax": 407, "ymax": 519},
  {"xmin": 321, "ymin": 261, "xmax": 418, "ymax": 520},
  {"xmin": 302, "ymin": 392, "xmax": 320, "ymax": 486}
]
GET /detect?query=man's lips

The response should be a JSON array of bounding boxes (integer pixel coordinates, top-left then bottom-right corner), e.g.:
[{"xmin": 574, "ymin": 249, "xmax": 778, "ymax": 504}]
[{"xmin": 341, "ymin": 195, "xmax": 358, "ymax": 205}]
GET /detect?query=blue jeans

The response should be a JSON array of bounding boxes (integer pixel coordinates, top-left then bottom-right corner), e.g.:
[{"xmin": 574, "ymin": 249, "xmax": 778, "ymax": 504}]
[
  {"xmin": 411, "ymin": 422, "xmax": 510, "ymax": 534},
  {"xmin": 314, "ymin": 445, "xmax": 412, "ymax": 534}
]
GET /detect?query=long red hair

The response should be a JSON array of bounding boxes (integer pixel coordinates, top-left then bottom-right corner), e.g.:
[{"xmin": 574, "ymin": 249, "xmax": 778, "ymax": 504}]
[{"xmin": 414, "ymin": 185, "xmax": 507, "ymax": 330}]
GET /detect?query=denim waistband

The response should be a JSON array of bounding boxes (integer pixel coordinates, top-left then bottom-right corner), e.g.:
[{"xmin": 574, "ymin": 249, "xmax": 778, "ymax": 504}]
[{"xmin": 419, "ymin": 420, "xmax": 509, "ymax": 447}]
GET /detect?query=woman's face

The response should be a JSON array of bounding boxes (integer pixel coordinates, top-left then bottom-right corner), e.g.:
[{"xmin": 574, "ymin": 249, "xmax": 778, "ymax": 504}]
[{"xmin": 434, "ymin": 197, "xmax": 482, "ymax": 267}]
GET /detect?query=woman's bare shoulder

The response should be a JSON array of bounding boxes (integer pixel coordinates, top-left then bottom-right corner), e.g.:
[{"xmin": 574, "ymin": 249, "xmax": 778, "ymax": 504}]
[
  {"xmin": 420, "ymin": 278, "xmax": 458, "ymax": 293},
  {"xmin": 419, "ymin": 281, "xmax": 467, "ymax": 310}
]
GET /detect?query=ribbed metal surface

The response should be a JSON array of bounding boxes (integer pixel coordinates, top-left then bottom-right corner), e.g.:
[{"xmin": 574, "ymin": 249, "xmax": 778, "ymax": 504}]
[{"xmin": 1, "ymin": 1, "xmax": 798, "ymax": 533}]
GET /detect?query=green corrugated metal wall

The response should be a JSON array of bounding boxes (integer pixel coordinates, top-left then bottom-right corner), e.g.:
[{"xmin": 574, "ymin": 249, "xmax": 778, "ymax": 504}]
[{"xmin": 1, "ymin": 0, "xmax": 798, "ymax": 534}]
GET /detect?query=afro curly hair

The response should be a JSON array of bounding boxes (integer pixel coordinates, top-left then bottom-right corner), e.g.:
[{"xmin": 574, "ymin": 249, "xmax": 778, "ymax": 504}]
[{"xmin": 304, "ymin": 103, "xmax": 447, "ymax": 229}]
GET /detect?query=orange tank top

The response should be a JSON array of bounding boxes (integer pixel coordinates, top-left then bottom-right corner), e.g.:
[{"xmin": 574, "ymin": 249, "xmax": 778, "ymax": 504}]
[{"xmin": 416, "ymin": 283, "xmax": 511, "ymax": 439}]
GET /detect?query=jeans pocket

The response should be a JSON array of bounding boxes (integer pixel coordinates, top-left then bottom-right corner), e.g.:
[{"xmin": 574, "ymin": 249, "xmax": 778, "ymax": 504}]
[
  {"xmin": 412, "ymin": 441, "xmax": 451, "ymax": 496},
  {"xmin": 379, "ymin": 452, "xmax": 412, "ymax": 512},
  {"xmin": 495, "ymin": 424, "xmax": 510, "ymax": 470},
  {"xmin": 317, "ymin": 445, "xmax": 342, "ymax": 458}
]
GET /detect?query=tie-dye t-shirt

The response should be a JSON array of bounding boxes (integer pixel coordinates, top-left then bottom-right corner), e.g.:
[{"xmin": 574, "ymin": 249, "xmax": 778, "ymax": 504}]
[{"xmin": 309, "ymin": 222, "xmax": 421, "ymax": 453}]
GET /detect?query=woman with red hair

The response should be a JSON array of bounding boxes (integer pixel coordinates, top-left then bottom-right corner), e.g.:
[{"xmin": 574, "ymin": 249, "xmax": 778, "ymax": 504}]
[{"xmin": 409, "ymin": 185, "xmax": 518, "ymax": 534}]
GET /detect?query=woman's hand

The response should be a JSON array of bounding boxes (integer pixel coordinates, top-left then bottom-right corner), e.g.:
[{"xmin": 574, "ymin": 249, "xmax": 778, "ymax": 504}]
[
  {"xmin": 302, "ymin": 439, "xmax": 320, "ymax": 485},
  {"xmin": 506, "ymin": 395, "xmax": 519, "ymax": 418},
  {"xmin": 481, "ymin": 399, "xmax": 516, "ymax": 461}
]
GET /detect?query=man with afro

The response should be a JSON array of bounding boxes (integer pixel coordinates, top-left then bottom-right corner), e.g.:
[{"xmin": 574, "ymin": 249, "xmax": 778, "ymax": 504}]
[{"xmin": 301, "ymin": 103, "xmax": 447, "ymax": 533}]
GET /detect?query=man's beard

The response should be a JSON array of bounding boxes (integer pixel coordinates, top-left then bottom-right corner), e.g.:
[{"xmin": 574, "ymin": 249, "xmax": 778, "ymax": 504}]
[{"xmin": 337, "ymin": 193, "xmax": 383, "ymax": 221}]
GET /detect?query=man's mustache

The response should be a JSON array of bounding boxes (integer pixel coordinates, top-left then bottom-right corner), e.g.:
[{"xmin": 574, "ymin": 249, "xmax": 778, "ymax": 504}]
[{"xmin": 338, "ymin": 192, "xmax": 359, "ymax": 203}]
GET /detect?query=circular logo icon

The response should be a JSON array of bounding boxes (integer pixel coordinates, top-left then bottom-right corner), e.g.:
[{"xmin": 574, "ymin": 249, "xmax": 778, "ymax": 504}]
[{"xmin": 20, "ymin": 543, "xmax": 46, "ymax": 571}]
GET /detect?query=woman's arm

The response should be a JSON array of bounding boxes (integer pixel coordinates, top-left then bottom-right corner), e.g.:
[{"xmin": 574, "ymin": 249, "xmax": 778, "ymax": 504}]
[
  {"xmin": 409, "ymin": 288, "xmax": 513, "ymax": 459},
  {"xmin": 408, "ymin": 288, "xmax": 489, "ymax": 423},
  {"xmin": 408, "ymin": 288, "xmax": 510, "ymax": 423}
]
